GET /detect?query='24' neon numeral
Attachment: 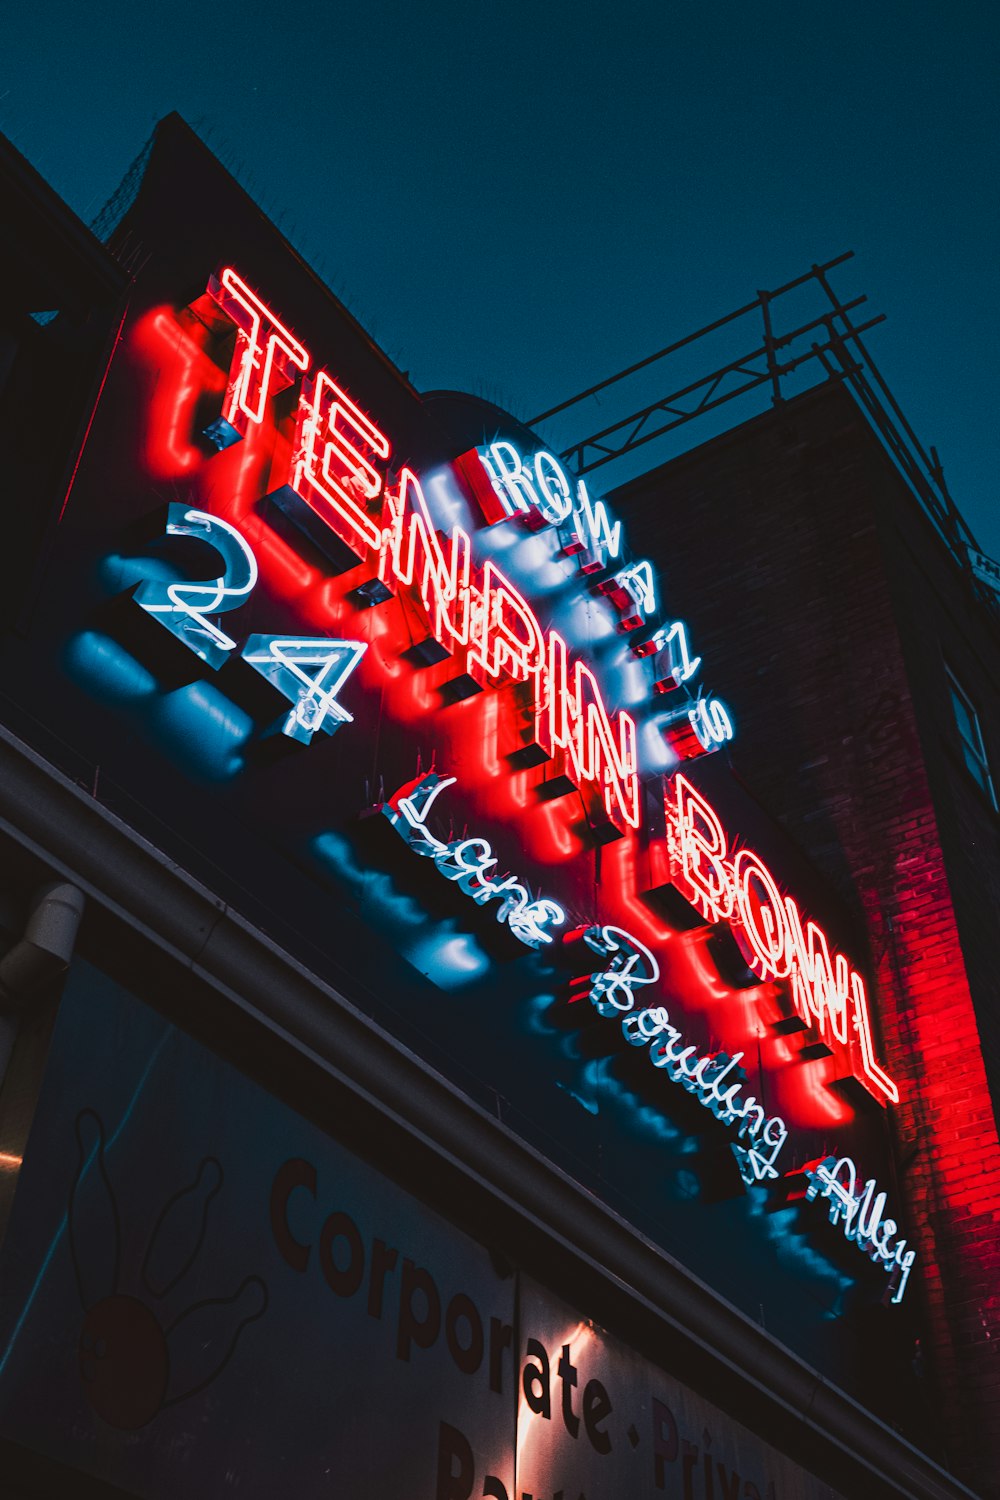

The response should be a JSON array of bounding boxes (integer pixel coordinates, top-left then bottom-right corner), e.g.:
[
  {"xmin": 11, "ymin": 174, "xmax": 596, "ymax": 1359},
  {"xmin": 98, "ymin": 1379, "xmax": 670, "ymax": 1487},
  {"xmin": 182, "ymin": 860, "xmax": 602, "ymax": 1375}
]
[
  {"xmin": 133, "ymin": 506, "xmax": 258, "ymax": 670},
  {"xmin": 133, "ymin": 504, "xmax": 366, "ymax": 743}
]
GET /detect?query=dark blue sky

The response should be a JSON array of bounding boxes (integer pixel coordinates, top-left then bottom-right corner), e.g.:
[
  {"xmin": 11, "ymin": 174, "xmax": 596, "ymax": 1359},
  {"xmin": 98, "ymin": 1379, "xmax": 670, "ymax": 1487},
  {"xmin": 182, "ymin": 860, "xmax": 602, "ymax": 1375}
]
[{"xmin": 3, "ymin": 2, "xmax": 998, "ymax": 553}]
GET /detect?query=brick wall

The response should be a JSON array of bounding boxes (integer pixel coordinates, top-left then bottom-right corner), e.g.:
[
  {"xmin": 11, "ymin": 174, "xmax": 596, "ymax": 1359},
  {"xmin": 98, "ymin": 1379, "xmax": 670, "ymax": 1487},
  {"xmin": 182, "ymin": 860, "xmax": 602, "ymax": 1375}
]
[{"xmin": 614, "ymin": 380, "xmax": 1000, "ymax": 1496}]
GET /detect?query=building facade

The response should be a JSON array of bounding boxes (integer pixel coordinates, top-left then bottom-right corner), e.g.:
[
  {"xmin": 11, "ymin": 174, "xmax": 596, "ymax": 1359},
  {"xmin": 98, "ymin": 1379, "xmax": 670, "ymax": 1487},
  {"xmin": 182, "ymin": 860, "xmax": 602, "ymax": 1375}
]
[
  {"xmin": 614, "ymin": 385, "xmax": 1000, "ymax": 1493},
  {"xmin": 0, "ymin": 114, "xmax": 994, "ymax": 1499}
]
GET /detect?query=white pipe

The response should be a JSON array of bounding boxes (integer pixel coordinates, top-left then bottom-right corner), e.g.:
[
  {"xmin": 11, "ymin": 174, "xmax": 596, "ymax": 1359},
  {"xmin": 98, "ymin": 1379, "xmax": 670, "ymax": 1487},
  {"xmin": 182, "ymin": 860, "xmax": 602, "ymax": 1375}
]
[{"xmin": 0, "ymin": 881, "xmax": 85, "ymax": 1010}]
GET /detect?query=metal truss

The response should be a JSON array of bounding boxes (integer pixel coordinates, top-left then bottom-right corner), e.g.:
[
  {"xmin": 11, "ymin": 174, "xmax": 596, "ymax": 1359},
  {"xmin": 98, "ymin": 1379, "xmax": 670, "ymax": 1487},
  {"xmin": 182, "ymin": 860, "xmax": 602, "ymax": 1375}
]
[{"xmin": 529, "ymin": 252, "xmax": 987, "ymax": 586}]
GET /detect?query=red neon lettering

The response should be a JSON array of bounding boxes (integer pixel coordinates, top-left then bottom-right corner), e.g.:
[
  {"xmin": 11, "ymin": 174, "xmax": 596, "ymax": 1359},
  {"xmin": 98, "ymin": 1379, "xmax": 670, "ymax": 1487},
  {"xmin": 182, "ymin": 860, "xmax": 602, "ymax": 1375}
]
[
  {"xmin": 782, "ymin": 901, "xmax": 850, "ymax": 1045},
  {"xmin": 541, "ymin": 634, "xmax": 640, "ymax": 830},
  {"xmin": 732, "ymin": 849, "xmax": 791, "ymax": 980},
  {"xmin": 851, "ymin": 971, "xmax": 899, "ymax": 1104},
  {"xmin": 377, "ymin": 475, "xmax": 636, "ymax": 826},
  {"xmin": 380, "ymin": 493, "xmax": 637, "ymax": 823},
  {"xmin": 380, "ymin": 469, "xmax": 472, "ymax": 648},
  {"xmin": 204, "ymin": 275, "xmax": 641, "ymax": 835},
  {"xmin": 377, "ymin": 479, "xmax": 637, "ymax": 824},
  {"xmin": 666, "ymin": 775, "xmax": 897, "ymax": 1106},
  {"xmin": 292, "ymin": 370, "xmax": 391, "ymax": 556},
  {"xmin": 470, "ymin": 563, "xmax": 546, "ymax": 684},
  {"xmin": 209, "ymin": 267, "xmax": 310, "ymax": 438},
  {"xmin": 669, "ymin": 775, "xmax": 734, "ymax": 923}
]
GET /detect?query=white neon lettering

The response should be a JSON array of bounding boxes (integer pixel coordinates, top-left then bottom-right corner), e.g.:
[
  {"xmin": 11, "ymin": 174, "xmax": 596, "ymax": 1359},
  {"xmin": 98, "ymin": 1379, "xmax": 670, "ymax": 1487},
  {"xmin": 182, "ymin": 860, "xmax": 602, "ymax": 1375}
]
[
  {"xmin": 480, "ymin": 441, "xmax": 538, "ymax": 518},
  {"xmin": 574, "ymin": 480, "xmax": 622, "ymax": 563},
  {"xmin": 393, "ymin": 773, "xmax": 455, "ymax": 855},
  {"xmin": 620, "ymin": 1005, "xmax": 788, "ymax": 1187},
  {"xmin": 476, "ymin": 443, "xmax": 574, "ymax": 529},
  {"xmin": 513, "ymin": 899, "xmax": 566, "ymax": 947},
  {"xmin": 622, "ymin": 1005, "xmax": 673, "ymax": 1046},
  {"xmin": 804, "ymin": 1156, "xmax": 915, "ymax": 1301},
  {"xmin": 632, "ymin": 619, "xmax": 702, "ymax": 681},
  {"xmin": 435, "ymin": 837, "xmax": 498, "ymax": 895},
  {"xmin": 690, "ymin": 696, "xmax": 735, "ymax": 749},
  {"xmin": 614, "ymin": 561, "xmax": 657, "ymax": 620},
  {"xmin": 240, "ymin": 636, "xmax": 367, "ymax": 743},
  {"xmin": 664, "ymin": 621, "xmax": 701, "ymax": 682},
  {"xmin": 134, "ymin": 506, "xmax": 258, "ymax": 670},
  {"xmin": 472, "ymin": 871, "xmax": 528, "ymax": 916},
  {"xmin": 532, "ymin": 451, "xmax": 574, "ymax": 523},
  {"xmin": 383, "ymin": 774, "xmax": 566, "ymax": 950},
  {"xmin": 583, "ymin": 925, "xmax": 660, "ymax": 1016}
]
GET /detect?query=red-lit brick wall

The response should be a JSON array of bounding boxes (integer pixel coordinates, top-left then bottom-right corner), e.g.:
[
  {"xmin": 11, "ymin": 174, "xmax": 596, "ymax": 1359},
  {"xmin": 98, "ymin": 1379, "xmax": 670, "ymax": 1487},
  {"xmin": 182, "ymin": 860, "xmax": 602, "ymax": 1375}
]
[{"xmin": 614, "ymin": 380, "xmax": 1000, "ymax": 1496}]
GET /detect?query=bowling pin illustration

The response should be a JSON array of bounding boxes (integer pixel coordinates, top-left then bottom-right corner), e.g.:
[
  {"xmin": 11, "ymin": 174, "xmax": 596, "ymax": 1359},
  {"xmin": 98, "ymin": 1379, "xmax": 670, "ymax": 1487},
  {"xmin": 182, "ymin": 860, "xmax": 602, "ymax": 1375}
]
[
  {"xmin": 162, "ymin": 1276, "xmax": 268, "ymax": 1406},
  {"xmin": 68, "ymin": 1110, "xmax": 121, "ymax": 1311},
  {"xmin": 141, "ymin": 1156, "xmax": 222, "ymax": 1299},
  {"xmin": 70, "ymin": 1113, "xmax": 267, "ymax": 1429}
]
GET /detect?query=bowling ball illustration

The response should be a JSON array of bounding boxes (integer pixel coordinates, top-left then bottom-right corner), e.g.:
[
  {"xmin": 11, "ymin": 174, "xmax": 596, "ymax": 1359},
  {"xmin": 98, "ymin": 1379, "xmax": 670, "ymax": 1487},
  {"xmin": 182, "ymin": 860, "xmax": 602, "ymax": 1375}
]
[{"xmin": 79, "ymin": 1295, "xmax": 168, "ymax": 1429}]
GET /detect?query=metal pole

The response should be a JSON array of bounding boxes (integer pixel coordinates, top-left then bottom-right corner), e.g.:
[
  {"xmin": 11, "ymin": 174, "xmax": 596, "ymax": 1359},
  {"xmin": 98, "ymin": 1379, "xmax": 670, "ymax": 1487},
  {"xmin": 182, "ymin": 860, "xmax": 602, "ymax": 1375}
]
[
  {"xmin": 759, "ymin": 289, "xmax": 783, "ymax": 407},
  {"xmin": 528, "ymin": 252, "xmax": 855, "ymax": 425}
]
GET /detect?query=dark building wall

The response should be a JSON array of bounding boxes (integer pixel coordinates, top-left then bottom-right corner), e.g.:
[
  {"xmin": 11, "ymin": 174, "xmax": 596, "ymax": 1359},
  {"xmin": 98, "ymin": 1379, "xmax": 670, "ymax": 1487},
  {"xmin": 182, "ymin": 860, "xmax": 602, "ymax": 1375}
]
[
  {"xmin": 613, "ymin": 380, "xmax": 1000, "ymax": 1495},
  {"xmin": 0, "ymin": 136, "xmax": 126, "ymax": 635}
]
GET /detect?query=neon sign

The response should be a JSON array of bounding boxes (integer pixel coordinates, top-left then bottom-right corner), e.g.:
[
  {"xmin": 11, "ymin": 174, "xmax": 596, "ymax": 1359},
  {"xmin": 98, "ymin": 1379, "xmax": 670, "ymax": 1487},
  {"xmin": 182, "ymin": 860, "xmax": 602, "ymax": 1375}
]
[
  {"xmin": 290, "ymin": 369, "xmax": 392, "ymax": 556},
  {"xmin": 98, "ymin": 262, "xmax": 912, "ymax": 1303},
  {"xmin": 565, "ymin": 923, "xmax": 787, "ymax": 1188},
  {"xmin": 468, "ymin": 438, "xmax": 732, "ymax": 763},
  {"xmin": 133, "ymin": 507, "xmax": 366, "ymax": 744},
  {"xmin": 240, "ymin": 637, "xmax": 368, "ymax": 743},
  {"xmin": 383, "ymin": 772, "xmax": 567, "ymax": 949},
  {"xmin": 204, "ymin": 267, "xmax": 310, "ymax": 448},
  {"xmin": 478, "ymin": 441, "xmax": 575, "ymax": 528},
  {"xmin": 578, "ymin": 924, "xmax": 660, "ymax": 1014},
  {"xmin": 139, "ymin": 270, "xmax": 897, "ymax": 1110},
  {"xmin": 377, "ymin": 772, "xmax": 801, "ymax": 1198},
  {"xmin": 136, "ymin": 273, "xmax": 896, "ymax": 1110},
  {"xmin": 382, "ymin": 779, "xmax": 668, "ymax": 1013},
  {"xmin": 665, "ymin": 774, "xmax": 898, "ymax": 1107},
  {"xmin": 200, "ymin": 267, "xmax": 736, "ymax": 824},
  {"xmin": 621, "ymin": 1008, "xmax": 788, "ymax": 1187},
  {"xmin": 134, "ymin": 505, "xmax": 258, "ymax": 669},
  {"xmin": 803, "ymin": 1157, "xmax": 915, "ymax": 1302},
  {"xmin": 326, "ymin": 452, "xmax": 643, "ymax": 829}
]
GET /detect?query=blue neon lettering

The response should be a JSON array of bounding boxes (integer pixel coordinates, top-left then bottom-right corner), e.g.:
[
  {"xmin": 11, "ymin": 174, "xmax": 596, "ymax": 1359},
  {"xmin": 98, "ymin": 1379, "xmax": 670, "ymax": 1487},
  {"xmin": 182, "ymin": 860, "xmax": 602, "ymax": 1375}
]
[
  {"xmin": 382, "ymin": 773, "xmax": 566, "ymax": 950},
  {"xmin": 240, "ymin": 637, "xmax": 367, "ymax": 744},
  {"xmin": 133, "ymin": 505, "xmax": 257, "ymax": 670}
]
